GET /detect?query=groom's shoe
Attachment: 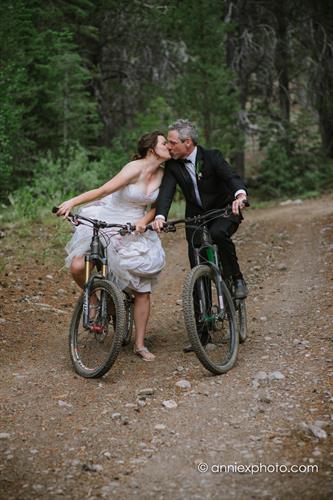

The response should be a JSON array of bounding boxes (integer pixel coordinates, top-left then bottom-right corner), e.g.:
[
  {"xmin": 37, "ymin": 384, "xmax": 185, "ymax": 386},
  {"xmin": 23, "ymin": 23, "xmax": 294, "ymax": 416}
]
[{"xmin": 233, "ymin": 278, "xmax": 248, "ymax": 299}]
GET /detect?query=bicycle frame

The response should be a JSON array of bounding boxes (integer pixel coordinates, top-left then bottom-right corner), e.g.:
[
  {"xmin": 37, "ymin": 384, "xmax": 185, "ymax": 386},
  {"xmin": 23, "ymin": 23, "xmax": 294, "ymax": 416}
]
[
  {"xmin": 154, "ymin": 207, "xmax": 235, "ymax": 321},
  {"xmin": 52, "ymin": 208, "xmax": 134, "ymax": 331}
]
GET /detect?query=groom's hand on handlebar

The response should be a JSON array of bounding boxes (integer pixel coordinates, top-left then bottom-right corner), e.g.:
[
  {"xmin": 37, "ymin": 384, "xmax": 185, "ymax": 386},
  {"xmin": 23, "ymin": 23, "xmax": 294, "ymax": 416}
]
[
  {"xmin": 152, "ymin": 217, "xmax": 165, "ymax": 233},
  {"xmin": 232, "ymin": 195, "xmax": 249, "ymax": 215}
]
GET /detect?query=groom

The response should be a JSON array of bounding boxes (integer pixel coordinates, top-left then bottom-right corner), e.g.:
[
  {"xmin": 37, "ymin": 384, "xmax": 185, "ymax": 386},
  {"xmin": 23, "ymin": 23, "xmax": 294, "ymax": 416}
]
[{"xmin": 154, "ymin": 118, "xmax": 248, "ymax": 302}]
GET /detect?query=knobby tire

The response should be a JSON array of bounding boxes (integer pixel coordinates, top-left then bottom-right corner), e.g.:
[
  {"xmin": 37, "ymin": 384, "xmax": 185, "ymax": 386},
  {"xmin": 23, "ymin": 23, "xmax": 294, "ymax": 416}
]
[
  {"xmin": 69, "ymin": 279, "xmax": 125, "ymax": 378},
  {"xmin": 182, "ymin": 265, "xmax": 238, "ymax": 375},
  {"xmin": 236, "ymin": 299, "xmax": 247, "ymax": 343}
]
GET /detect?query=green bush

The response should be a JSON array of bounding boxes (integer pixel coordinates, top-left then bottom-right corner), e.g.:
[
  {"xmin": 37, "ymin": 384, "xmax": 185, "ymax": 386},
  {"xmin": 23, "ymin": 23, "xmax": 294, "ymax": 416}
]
[
  {"xmin": 254, "ymin": 110, "xmax": 331, "ymax": 199},
  {"xmin": 4, "ymin": 145, "xmax": 127, "ymax": 219},
  {"xmin": 2, "ymin": 97, "xmax": 173, "ymax": 221},
  {"xmin": 255, "ymin": 144, "xmax": 332, "ymax": 199}
]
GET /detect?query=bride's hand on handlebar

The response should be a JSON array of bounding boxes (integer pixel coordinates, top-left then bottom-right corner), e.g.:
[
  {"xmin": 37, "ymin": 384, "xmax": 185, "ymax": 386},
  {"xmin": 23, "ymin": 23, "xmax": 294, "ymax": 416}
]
[
  {"xmin": 56, "ymin": 200, "xmax": 75, "ymax": 218},
  {"xmin": 134, "ymin": 220, "xmax": 146, "ymax": 234}
]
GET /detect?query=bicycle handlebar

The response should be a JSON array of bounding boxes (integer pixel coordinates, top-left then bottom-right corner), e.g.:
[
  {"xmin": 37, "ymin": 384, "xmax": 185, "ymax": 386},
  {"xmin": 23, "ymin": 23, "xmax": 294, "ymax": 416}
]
[
  {"xmin": 146, "ymin": 202, "xmax": 250, "ymax": 232},
  {"xmin": 53, "ymin": 199, "xmax": 249, "ymax": 235},
  {"xmin": 52, "ymin": 206, "xmax": 136, "ymax": 233}
]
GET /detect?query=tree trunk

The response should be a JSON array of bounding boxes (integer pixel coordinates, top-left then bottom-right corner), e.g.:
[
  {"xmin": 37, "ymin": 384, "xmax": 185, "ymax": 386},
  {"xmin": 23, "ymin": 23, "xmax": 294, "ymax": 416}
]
[
  {"xmin": 310, "ymin": 9, "xmax": 333, "ymax": 158},
  {"xmin": 318, "ymin": 95, "xmax": 333, "ymax": 158},
  {"xmin": 225, "ymin": 0, "xmax": 247, "ymax": 179},
  {"xmin": 275, "ymin": 2, "xmax": 290, "ymax": 125},
  {"xmin": 63, "ymin": 69, "xmax": 69, "ymax": 151},
  {"xmin": 231, "ymin": 83, "xmax": 247, "ymax": 178}
]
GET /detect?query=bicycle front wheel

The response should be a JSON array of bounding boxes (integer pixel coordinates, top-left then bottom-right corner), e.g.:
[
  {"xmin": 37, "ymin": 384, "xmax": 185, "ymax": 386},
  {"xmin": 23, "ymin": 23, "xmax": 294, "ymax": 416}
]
[
  {"xmin": 182, "ymin": 265, "xmax": 238, "ymax": 375},
  {"xmin": 69, "ymin": 279, "xmax": 125, "ymax": 378}
]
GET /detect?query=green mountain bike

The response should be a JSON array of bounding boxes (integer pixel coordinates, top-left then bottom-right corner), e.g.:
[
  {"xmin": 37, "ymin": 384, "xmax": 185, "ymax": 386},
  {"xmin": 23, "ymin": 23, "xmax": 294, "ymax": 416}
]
[{"xmin": 155, "ymin": 207, "xmax": 241, "ymax": 375}]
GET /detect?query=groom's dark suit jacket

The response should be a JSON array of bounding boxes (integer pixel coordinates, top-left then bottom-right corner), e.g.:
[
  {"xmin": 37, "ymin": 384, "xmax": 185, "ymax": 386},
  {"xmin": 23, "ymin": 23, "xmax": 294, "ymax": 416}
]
[{"xmin": 156, "ymin": 145, "xmax": 246, "ymax": 227}]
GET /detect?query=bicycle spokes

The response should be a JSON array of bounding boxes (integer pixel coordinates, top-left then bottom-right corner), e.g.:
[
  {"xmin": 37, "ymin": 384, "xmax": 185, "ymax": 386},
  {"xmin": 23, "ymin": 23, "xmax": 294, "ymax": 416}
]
[
  {"xmin": 69, "ymin": 280, "xmax": 125, "ymax": 378},
  {"xmin": 182, "ymin": 265, "xmax": 238, "ymax": 375}
]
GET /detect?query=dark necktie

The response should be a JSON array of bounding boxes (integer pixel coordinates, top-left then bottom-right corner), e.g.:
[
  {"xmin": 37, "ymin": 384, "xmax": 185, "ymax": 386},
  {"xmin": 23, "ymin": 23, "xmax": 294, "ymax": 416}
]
[
  {"xmin": 181, "ymin": 159, "xmax": 202, "ymax": 206},
  {"xmin": 180, "ymin": 159, "xmax": 191, "ymax": 166}
]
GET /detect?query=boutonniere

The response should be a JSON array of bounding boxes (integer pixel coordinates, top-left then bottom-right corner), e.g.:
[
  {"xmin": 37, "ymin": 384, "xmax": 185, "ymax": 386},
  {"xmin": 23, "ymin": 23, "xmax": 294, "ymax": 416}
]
[{"xmin": 195, "ymin": 159, "xmax": 204, "ymax": 180}]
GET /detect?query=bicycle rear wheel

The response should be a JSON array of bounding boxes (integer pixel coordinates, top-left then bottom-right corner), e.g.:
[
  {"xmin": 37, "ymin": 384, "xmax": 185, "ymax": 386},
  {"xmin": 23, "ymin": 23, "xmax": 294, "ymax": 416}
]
[
  {"xmin": 69, "ymin": 279, "xmax": 125, "ymax": 378},
  {"xmin": 182, "ymin": 265, "xmax": 238, "ymax": 375},
  {"xmin": 236, "ymin": 299, "xmax": 247, "ymax": 343}
]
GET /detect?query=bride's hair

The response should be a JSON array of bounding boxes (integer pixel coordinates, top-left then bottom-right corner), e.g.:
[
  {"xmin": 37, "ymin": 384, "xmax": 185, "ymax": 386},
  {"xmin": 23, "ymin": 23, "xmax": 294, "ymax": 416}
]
[{"xmin": 133, "ymin": 131, "xmax": 165, "ymax": 160}]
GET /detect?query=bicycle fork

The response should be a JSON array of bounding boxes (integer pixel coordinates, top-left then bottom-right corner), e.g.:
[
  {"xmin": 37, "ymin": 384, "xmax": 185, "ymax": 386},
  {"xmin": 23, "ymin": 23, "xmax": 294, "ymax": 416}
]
[
  {"xmin": 194, "ymin": 246, "xmax": 225, "ymax": 321},
  {"xmin": 82, "ymin": 255, "xmax": 108, "ymax": 330}
]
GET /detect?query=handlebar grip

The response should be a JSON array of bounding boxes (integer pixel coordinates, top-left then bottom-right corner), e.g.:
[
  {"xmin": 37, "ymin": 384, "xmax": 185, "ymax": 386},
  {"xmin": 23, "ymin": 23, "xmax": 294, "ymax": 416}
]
[{"xmin": 52, "ymin": 206, "xmax": 75, "ymax": 219}]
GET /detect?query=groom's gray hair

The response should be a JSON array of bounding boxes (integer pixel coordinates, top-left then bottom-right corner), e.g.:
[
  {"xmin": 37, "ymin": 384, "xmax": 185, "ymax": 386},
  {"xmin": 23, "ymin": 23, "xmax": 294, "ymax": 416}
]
[{"xmin": 168, "ymin": 119, "xmax": 199, "ymax": 145}]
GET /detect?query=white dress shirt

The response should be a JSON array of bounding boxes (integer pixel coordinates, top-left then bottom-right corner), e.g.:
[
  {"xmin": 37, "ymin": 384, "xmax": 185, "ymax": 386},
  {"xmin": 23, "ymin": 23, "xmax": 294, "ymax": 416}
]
[{"xmin": 183, "ymin": 147, "xmax": 202, "ymax": 207}]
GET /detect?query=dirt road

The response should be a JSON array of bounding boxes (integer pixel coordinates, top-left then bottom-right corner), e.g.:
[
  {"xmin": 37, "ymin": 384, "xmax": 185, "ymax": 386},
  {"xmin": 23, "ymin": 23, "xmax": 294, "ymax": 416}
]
[{"xmin": 1, "ymin": 196, "xmax": 333, "ymax": 499}]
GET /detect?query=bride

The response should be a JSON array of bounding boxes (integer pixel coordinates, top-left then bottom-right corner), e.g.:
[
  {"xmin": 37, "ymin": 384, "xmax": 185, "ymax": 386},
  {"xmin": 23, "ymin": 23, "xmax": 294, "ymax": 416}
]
[{"xmin": 56, "ymin": 131, "xmax": 171, "ymax": 361}]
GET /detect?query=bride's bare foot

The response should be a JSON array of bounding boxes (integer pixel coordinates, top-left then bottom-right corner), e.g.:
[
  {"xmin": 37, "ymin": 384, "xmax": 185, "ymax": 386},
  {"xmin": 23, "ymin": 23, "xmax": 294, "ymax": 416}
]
[{"xmin": 133, "ymin": 346, "xmax": 155, "ymax": 362}]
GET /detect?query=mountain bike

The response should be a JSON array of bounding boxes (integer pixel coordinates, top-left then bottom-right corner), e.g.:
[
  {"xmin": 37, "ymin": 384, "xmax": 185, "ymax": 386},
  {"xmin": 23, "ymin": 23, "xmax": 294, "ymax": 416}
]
[
  {"xmin": 153, "ymin": 207, "xmax": 240, "ymax": 375},
  {"xmin": 52, "ymin": 207, "xmax": 135, "ymax": 378}
]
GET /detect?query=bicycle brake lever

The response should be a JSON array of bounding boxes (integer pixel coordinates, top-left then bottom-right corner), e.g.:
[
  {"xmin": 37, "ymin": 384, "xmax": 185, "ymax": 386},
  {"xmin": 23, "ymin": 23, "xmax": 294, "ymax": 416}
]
[
  {"xmin": 119, "ymin": 223, "xmax": 135, "ymax": 235},
  {"xmin": 69, "ymin": 214, "xmax": 80, "ymax": 225}
]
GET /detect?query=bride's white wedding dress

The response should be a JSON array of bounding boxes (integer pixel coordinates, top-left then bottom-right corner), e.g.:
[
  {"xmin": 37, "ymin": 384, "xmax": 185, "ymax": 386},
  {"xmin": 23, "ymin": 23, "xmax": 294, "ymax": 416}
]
[{"xmin": 65, "ymin": 184, "xmax": 165, "ymax": 292}]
